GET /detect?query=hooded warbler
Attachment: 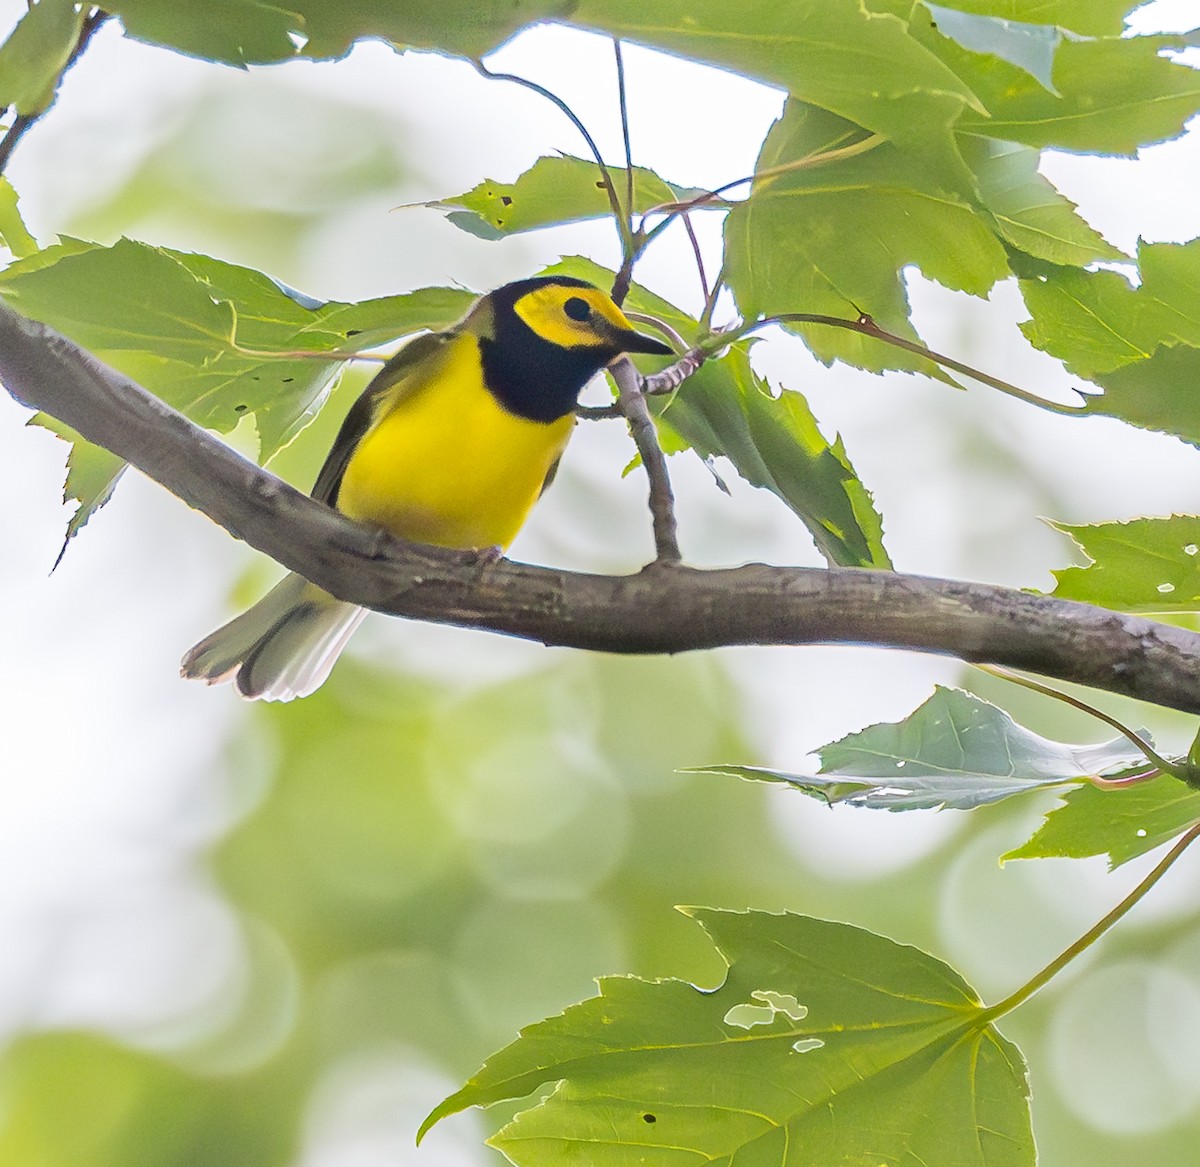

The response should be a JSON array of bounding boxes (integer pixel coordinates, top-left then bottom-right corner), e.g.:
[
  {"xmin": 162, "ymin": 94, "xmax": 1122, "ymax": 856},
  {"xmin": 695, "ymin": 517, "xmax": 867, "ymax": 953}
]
[{"xmin": 181, "ymin": 276, "xmax": 671, "ymax": 701}]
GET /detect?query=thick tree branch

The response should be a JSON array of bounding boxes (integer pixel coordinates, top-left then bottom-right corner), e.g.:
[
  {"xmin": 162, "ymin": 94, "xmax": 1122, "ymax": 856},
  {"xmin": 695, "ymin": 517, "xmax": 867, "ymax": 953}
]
[{"xmin": 3, "ymin": 299, "xmax": 1200, "ymax": 715}]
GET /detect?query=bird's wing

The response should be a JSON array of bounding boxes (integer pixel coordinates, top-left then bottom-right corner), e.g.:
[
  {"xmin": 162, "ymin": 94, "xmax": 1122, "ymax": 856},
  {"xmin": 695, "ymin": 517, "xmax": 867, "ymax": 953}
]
[{"xmin": 311, "ymin": 330, "xmax": 458, "ymax": 507}]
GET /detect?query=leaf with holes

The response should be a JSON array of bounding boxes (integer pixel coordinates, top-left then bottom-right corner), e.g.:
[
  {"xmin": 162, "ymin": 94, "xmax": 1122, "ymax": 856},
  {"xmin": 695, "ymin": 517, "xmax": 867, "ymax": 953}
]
[
  {"xmin": 432, "ymin": 155, "xmax": 705, "ymax": 239},
  {"xmin": 1006, "ymin": 776, "xmax": 1200, "ymax": 869},
  {"xmin": 694, "ymin": 686, "xmax": 1154, "ymax": 811},
  {"xmin": 1049, "ymin": 516, "xmax": 1200, "ymax": 613},
  {"xmin": 422, "ymin": 908, "xmax": 1034, "ymax": 1166}
]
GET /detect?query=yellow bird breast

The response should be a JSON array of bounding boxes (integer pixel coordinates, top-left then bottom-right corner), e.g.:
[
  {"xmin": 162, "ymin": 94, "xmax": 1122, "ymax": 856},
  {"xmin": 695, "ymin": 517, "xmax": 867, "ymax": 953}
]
[{"xmin": 335, "ymin": 335, "xmax": 576, "ymax": 551}]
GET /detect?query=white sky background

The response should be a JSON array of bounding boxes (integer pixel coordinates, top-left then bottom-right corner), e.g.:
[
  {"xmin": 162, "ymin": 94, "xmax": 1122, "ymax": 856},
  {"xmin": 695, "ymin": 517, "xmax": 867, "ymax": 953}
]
[{"xmin": 0, "ymin": 1, "xmax": 1198, "ymax": 1158}]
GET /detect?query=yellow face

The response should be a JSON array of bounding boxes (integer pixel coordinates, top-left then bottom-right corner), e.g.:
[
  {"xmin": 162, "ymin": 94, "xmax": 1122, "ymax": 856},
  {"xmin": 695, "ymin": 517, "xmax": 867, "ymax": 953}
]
[{"xmin": 511, "ymin": 283, "xmax": 645, "ymax": 350}]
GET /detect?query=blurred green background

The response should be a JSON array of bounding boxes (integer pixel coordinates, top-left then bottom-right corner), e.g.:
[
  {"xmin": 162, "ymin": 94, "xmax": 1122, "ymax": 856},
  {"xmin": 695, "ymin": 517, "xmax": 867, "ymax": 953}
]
[{"xmin": 1, "ymin": 5, "xmax": 1200, "ymax": 1165}]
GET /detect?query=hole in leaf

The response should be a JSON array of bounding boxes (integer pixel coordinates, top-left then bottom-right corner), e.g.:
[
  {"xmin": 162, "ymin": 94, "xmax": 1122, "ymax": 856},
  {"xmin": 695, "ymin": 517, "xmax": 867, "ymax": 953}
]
[
  {"xmin": 642, "ymin": 1113, "xmax": 657, "ymax": 1124},
  {"xmin": 1137, "ymin": 828, "xmax": 1148, "ymax": 837},
  {"xmin": 792, "ymin": 1038, "xmax": 824, "ymax": 1054},
  {"xmin": 282, "ymin": 377, "xmax": 294, "ymax": 383},
  {"xmin": 345, "ymin": 329, "xmax": 361, "ymax": 337},
  {"xmin": 595, "ymin": 180, "xmax": 605, "ymax": 188},
  {"xmin": 724, "ymin": 990, "xmax": 809, "ymax": 1029},
  {"xmin": 500, "ymin": 195, "xmax": 513, "ymax": 206},
  {"xmin": 1158, "ymin": 583, "xmax": 1176, "ymax": 594},
  {"xmin": 1185, "ymin": 544, "xmax": 1198, "ymax": 556},
  {"xmin": 234, "ymin": 404, "xmax": 248, "ymax": 413}
]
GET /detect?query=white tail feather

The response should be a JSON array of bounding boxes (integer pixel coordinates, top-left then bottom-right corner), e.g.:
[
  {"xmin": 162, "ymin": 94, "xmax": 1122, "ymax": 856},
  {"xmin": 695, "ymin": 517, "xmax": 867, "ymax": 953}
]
[{"xmin": 181, "ymin": 573, "xmax": 366, "ymax": 702}]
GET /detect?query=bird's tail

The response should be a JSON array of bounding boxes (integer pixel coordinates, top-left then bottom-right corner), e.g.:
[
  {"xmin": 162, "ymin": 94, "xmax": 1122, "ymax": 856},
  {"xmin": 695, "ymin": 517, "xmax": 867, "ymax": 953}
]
[{"xmin": 181, "ymin": 572, "xmax": 367, "ymax": 702}]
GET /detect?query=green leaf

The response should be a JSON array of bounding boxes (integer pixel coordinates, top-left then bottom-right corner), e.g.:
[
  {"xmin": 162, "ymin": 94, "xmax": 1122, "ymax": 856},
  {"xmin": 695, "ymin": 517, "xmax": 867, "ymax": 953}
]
[
  {"xmin": 1048, "ymin": 516, "xmax": 1200, "ymax": 613},
  {"xmin": 545, "ymin": 257, "xmax": 891, "ymax": 569},
  {"xmin": 724, "ymin": 101, "xmax": 1010, "ymax": 371},
  {"xmin": 0, "ymin": 238, "xmax": 474, "ymax": 543},
  {"xmin": 1006, "ymin": 775, "xmax": 1200, "ymax": 868},
  {"xmin": 655, "ymin": 346, "xmax": 892, "ymax": 569},
  {"xmin": 951, "ymin": 32, "xmax": 1200, "ymax": 154},
  {"xmin": 423, "ymin": 908, "xmax": 1034, "ymax": 1167},
  {"xmin": 925, "ymin": 4, "xmax": 1061, "ymax": 94},
  {"xmin": 918, "ymin": 0, "xmax": 1129, "ymax": 37},
  {"xmin": 0, "ymin": 178, "xmax": 38, "ymax": 259},
  {"xmin": 569, "ymin": 0, "xmax": 987, "ymax": 160},
  {"xmin": 0, "ymin": 0, "xmax": 83, "ymax": 115},
  {"xmin": 106, "ymin": 0, "xmax": 304, "ymax": 65},
  {"xmin": 694, "ymin": 686, "xmax": 1151, "ymax": 811},
  {"xmin": 432, "ymin": 154, "xmax": 704, "ymax": 238},
  {"xmin": 960, "ymin": 135, "xmax": 1123, "ymax": 266},
  {"xmin": 1018, "ymin": 240, "xmax": 1200, "ymax": 443}
]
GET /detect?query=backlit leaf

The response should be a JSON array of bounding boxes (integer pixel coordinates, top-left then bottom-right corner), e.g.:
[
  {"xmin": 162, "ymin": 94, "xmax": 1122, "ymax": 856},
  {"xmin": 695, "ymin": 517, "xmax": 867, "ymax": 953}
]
[
  {"xmin": 423, "ymin": 908, "xmax": 1034, "ymax": 1167},
  {"xmin": 1006, "ymin": 775, "xmax": 1200, "ymax": 868},
  {"xmin": 0, "ymin": 0, "xmax": 83, "ymax": 114},
  {"xmin": 695, "ymin": 686, "xmax": 1152, "ymax": 811},
  {"xmin": 433, "ymin": 154, "xmax": 704, "ymax": 238},
  {"xmin": 1049, "ymin": 516, "xmax": 1200, "ymax": 613}
]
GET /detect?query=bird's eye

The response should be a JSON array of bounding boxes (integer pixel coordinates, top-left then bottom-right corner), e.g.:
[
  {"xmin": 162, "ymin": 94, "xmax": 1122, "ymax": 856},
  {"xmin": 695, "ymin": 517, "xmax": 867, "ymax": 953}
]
[{"xmin": 563, "ymin": 296, "xmax": 592, "ymax": 322}]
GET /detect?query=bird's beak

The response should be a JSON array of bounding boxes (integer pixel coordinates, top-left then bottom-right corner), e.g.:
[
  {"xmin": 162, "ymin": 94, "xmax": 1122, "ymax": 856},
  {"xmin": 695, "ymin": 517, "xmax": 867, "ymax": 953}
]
[
  {"xmin": 602, "ymin": 318, "xmax": 673, "ymax": 357},
  {"xmin": 620, "ymin": 328, "xmax": 673, "ymax": 356}
]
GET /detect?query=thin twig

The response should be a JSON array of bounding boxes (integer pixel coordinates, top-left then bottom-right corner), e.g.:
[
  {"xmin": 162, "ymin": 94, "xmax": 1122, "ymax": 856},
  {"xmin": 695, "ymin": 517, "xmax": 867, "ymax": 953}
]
[
  {"xmin": 975, "ymin": 664, "xmax": 1184, "ymax": 779},
  {"xmin": 614, "ymin": 39, "xmax": 634, "ymax": 233},
  {"xmin": 0, "ymin": 8, "xmax": 111, "ymax": 175},
  {"xmin": 728, "ymin": 312, "xmax": 1088, "ymax": 414},
  {"xmin": 472, "ymin": 58, "xmax": 629, "ymax": 252},
  {"xmin": 642, "ymin": 349, "xmax": 707, "ymax": 397},
  {"xmin": 610, "ymin": 355, "xmax": 681, "ymax": 562},
  {"xmin": 981, "ymin": 823, "xmax": 1200, "ymax": 1021},
  {"xmin": 681, "ymin": 212, "xmax": 709, "ymax": 304},
  {"xmin": 636, "ymin": 132, "xmax": 886, "ymax": 247}
]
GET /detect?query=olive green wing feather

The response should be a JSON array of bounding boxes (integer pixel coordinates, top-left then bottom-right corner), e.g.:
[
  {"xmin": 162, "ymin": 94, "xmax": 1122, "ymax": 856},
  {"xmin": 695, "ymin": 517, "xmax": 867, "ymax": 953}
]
[{"xmin": 311, "ymin": 330, "xmax": 457, "ymax": 507}]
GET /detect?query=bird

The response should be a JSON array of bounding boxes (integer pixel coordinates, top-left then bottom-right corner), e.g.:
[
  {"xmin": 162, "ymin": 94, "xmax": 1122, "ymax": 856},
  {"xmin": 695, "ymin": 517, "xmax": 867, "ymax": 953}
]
[{"xmin": 180, "ymin": 275, "xmax": 672, "ymax": 701}]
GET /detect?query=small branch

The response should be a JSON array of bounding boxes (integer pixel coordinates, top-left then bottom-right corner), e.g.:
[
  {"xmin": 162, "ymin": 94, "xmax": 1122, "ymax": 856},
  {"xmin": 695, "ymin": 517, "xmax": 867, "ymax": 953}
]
[
  {"xmin": 982, "ymin": 823, "xmax": 1200, "ymax": 1021},
  {"xmin": 0, "ymin": 9, "xmax": 111, "ymax": 175},
  {"xmin": 642, "ymin": 348, "xmax": 707, "ymax": 397},
  {"xmin": 610, "ymin": 355, "xmax": 681, "ymax": 562},
  {"xmin": 6, "ymin": 302, "xmax": 1200, "ymax": 714}
]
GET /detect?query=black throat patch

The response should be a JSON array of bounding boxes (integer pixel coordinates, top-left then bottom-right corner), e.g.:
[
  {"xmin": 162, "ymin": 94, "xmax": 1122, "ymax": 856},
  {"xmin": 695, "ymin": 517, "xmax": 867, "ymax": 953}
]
[{"xmin": 479, "ymin": 329, "xmax": 609, "ymax": 423}]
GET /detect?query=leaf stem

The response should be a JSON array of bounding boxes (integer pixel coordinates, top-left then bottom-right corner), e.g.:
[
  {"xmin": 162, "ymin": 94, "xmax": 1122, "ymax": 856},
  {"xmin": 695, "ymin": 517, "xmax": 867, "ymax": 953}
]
[
  {"xmin": 614, "ymin": 39, "xmax": 634, "ymax": 236},
  {"xmin": 473, "ymin": 59, "xmax": 632, "ymax": 255},
  {"xmin": 975, "ymin": 663, "xmax": 1184, "ymax": 779},
  {"xmin": 981, "ymin": 822, "xmax": 1200, "ymax": 1022},
  {"xmin": 725, "ymin": 312, "xmax": 1087, "ymax": 414}
]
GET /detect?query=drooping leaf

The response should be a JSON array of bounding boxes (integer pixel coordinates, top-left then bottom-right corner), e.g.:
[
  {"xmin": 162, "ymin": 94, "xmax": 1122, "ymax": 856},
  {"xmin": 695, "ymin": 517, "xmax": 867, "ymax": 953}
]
[
  {"xmin": 1006, "ymin": 775, "xmax": 1200, "ymax": 868},
  {"xmin": 694, "ymin": 686, "xmax": 1152, "ymax": 811},
  {"xmin": 0, "ymin": 178, "xmax": 38, "ymax": 259},
  {"xmin": 0, "ymin": 0, "xmax": 83, "ymax": 115},
  {"xmin": 423, "ymin": 908, "xmax": 1034, "ymax": 1167},
  {"xmin": 432, "ymin": 154, "xmax": 705, "ymax": 239},
  {"xmin": 959, "ymin": 135, "xmax": 1124, "ymax": 266},
  {"xmin": 925, "ymin": 4, "xmax": 1061, "ymax": 94},
  {"xmin": 724, "ymin": 101, "xmax": 1009, "ymax": 371},
  {"xmin": 1048, "ymin": 516, "xmax": 1200, "ymax": 613},
  {"xmin": 546, "ymin": 257, "xmax": 891, "ymax": 569},
  {"xmin": 0, "ymin": 238, "xmax": 474, "ymax": 543},
  {"xmin": 655, "ymin": 346, "xmax": 892, "ymax": 568}
]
